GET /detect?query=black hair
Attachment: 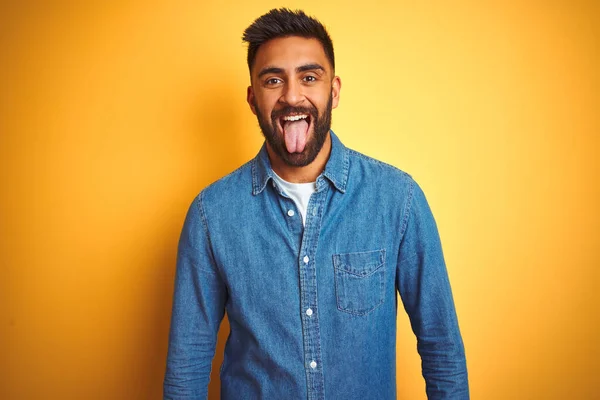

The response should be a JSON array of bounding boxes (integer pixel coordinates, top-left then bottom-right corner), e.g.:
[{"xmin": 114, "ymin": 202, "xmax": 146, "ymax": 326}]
[{"xmin": 242, "ymin": 8, "xmax": 335, "ymax": 73}]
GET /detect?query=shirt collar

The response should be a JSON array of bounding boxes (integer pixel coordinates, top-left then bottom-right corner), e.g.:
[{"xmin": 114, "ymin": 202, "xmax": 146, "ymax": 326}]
[{"xmin": 252, "ymin": 130, "xmax": 349, "ymax": 195}]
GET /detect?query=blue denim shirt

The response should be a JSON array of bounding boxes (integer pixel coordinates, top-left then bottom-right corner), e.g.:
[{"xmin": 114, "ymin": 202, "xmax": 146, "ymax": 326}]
[{"xmin": 164, "ymin": 132, "xmax": 469, "ymax": 399}]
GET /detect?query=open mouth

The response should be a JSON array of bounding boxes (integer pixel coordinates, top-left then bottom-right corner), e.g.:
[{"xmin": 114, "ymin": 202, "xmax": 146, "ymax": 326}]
[
  {"xmin": 278, "ymin": 113, "xmax": 312, "ymax": 154},
  {"xmin": 278, "ymin": 113, "xmax": 312, "ymax": 129}
]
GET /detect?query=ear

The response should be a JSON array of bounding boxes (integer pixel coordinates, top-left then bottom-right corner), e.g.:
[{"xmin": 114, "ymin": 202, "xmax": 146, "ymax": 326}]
[
  {"xmin": 331, "ymin": 76, "xmax": 341, "ymax": 109},
  {"xmin": 247, "ymin": 86, "xmax": 257, "ymax": 115}
]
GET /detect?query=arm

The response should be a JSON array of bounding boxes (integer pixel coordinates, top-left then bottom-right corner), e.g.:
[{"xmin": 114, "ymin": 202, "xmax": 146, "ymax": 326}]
[
  {"xmin": 396, "ymin": 181, "xmax": 469, "ymax": 399},
  {"xmin": 164, "ymin": 194, "xmax": 227, "ymax": 400}
]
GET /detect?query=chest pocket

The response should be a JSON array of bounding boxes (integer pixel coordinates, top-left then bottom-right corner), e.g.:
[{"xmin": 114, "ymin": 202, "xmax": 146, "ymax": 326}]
[{"xmin": 333, "ymin": 249, "xmax": 386, "ymax": 316}]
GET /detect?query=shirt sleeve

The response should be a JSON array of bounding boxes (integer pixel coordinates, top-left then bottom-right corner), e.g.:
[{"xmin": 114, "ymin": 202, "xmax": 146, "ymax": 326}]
[
  {"xmin": 396, "ymin": 180, "xmax": 470, "ymax": 399},
  {"xmin": 164, "ymin": 193, "xmax": 227, "ymax": 400}
]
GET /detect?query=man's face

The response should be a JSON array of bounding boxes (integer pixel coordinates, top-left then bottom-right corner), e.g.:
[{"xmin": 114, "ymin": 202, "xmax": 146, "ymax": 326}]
[{"xmin": 247, "ymin": 36, "xmax": 341, "ymax": 167}]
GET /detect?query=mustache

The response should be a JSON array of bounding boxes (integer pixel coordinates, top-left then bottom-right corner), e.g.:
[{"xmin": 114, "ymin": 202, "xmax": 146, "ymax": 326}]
[{"xmin": 271, "ymin": 106, "xmax": 318, "ymax": 121}]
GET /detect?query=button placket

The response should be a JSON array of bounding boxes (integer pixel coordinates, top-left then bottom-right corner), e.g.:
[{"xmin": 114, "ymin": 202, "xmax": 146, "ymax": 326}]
[{"xmin": 297, "ymin": 184, "xmax": 328, "ymax": 399}]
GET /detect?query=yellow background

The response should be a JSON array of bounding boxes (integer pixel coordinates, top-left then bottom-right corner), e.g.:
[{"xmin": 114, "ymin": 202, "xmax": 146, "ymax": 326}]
[{"xmin": 1, "ymin": 1, "xmax": 598, "ymax": 399}]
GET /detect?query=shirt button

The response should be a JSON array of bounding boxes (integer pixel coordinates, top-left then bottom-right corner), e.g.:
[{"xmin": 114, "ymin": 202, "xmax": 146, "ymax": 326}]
[
  {"xmin": 287, "ymin": 209, "xmax": 295, "ymax": 217},
  {"xmin": 303, "ymin": 255, "xmax": 309, "ymax": 264},
  {"xmin": 310, "ymin": 361, "xmax": 317, "ymax": 369},
  {"xmin": 306, "ymin": 308, "xmax": 313, "ymax": 316}
]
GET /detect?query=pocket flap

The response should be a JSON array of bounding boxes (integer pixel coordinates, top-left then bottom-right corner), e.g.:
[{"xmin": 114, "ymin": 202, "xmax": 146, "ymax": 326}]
[{"xmin": 333, "ymin": 249, "xmax": 386, "ymax": 277}]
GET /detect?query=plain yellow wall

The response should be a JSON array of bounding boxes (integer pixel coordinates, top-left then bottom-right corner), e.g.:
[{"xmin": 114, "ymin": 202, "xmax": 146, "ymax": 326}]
[{"xmin": 1, "ymin": 1, "xmax": 598, "ymax": 399}]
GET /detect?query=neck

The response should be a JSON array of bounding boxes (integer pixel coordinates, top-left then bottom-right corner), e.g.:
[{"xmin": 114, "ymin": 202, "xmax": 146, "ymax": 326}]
[{"xmin": 267, "ymin": 133, "xmax": 332, "ymax": 183}]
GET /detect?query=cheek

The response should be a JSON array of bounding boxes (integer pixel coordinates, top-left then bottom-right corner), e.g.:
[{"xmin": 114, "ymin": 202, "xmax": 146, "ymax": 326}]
[
  {"xmin": 308, "ymin": 88, "xmax": 331, "ymax": 106},
  {"xmin": 256, "ymin": 95, "xmax": 278, "ymax": 114}
]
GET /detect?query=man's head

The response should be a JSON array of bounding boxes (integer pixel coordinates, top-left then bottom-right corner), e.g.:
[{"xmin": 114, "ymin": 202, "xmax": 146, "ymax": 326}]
[{"xmin": 242, "ymin": 9, "xmax": 341, "ymax": 169}]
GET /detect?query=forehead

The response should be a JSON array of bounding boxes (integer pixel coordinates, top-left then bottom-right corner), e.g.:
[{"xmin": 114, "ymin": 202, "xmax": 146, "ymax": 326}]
[{"xmin": 252, "ymin": 36, "xmax": 331, "ymax": 75}]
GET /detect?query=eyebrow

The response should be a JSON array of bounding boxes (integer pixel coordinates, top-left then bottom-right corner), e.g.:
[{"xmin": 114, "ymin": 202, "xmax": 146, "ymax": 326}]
[{"xmin": 257, "ymin": 63, "xmax": 326, "ymax": 78}]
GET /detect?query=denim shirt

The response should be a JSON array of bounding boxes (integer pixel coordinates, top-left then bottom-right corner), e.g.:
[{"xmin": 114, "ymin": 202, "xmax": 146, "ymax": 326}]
[{"xmin": 164, "ymin": 132, "xmax": 469, "ymax": 400}]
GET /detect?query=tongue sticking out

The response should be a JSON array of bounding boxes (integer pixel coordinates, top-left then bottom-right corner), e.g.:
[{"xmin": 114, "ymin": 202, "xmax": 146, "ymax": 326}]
[{"xmin": 283, "ymin": 119, "xmax": 309, "ymax": 153}]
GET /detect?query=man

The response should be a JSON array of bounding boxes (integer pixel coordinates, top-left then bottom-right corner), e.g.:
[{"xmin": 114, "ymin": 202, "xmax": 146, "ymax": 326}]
[{"xmin": 164, "ymin": 8, "xmax": 469, "ymax": 400}]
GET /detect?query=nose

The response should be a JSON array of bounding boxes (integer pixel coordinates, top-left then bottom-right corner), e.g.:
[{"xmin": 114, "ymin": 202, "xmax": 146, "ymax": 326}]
[{"xmin": 279, "ymin": 79, "xmax": 304, "ymax": 106}]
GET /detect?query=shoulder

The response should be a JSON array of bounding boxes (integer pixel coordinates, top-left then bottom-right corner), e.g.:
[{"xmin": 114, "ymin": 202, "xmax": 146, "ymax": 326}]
[
  {"xmin": 195, "ymin": 159, "xmax": 255, "ymax": 209},
  {"xmin": 345, "ymin": 146, "xmax": 416, "ymax": 191}
]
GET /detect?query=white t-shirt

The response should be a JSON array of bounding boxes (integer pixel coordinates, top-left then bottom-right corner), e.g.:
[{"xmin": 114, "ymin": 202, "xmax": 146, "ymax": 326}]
[{"xmin": 272, "ymin": 171, "xmax": 316, "ymax": 226}]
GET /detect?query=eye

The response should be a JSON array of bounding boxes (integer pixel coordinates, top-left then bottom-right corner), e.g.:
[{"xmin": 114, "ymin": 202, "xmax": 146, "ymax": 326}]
[
  {"xmin": 265, "ymin": 77, "xmax": 282, "ymax": 86},
  {"xmin": 303, "ymin": 75, "xmax": 317, "ymax": 83}
]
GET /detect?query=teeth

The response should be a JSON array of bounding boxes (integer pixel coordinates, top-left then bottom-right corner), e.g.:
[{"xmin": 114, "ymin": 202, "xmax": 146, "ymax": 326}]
[{"xmin": 282, "ymin": 115, "xmax": 308, "ymax": 122}]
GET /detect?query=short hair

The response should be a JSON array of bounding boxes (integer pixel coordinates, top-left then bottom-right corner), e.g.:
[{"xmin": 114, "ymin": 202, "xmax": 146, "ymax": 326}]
[{"xmin": 242, "ymin": 8, "xmax": 335, "ymax": 73}]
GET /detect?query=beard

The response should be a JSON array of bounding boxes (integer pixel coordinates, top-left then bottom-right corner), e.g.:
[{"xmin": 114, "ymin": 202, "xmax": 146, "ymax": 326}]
[{"xmin": 253, "ymin": 94, "xmax": 333, "ymax": 167}]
